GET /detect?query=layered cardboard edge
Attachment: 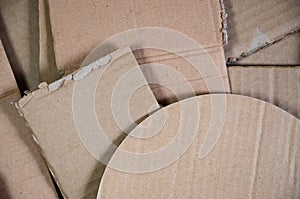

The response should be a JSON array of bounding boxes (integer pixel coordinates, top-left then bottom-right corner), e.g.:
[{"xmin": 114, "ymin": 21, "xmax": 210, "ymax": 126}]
[
  {"xmin": 17, "ymin": 47, "xmax": 131, "ymax": 109},
  {"xmin": 227, "ymin": 28, "xmax": 300, "ymax": 64},
  {"xmin": 219, "ymin": 0, "xmax": 228, "ymax": 45}
]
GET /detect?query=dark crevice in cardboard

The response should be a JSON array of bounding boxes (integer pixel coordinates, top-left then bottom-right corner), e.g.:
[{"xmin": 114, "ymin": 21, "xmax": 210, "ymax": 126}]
[{"xmin": 227, "ymin": 29, "xmax": 300, "ymax": 65}]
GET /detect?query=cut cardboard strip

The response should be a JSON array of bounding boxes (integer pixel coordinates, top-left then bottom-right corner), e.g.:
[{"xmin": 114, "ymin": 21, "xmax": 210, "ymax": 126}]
[
  {"xmin": 228, "ymin": 66, "xmax": 300, "ymax": 118},
  {"xmin": 236, "ymin": 32, "xmax": 300, "ymax": 65},
  {"xmin": 98, "ymin": 94, "xmax": 300, "ymax": 198},
  {"xmin": 0, "ymin": 0, "xmax": 39, "ymax": 90},
  {"xmin": 17, "ymin": 48, "xmax": 160, "ymax": 198},
  {"xmin": 47, "ymin": 0, "xmax": 230, "ymax": 104},
  {"xmin": 38, "ymin": 0, "xmax": 61, "ymax": 83},
  {"xmin": 224, "ymin": 0, "xmax": 300, "ymax": 63},
  {"xmin": 0, "ymin": 40, "xmax": 58, "ymax": 198}
]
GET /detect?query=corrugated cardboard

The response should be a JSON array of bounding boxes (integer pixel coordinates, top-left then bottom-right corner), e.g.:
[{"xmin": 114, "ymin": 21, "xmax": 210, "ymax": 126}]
[
  {"xmin": 17, "ymin": 48, "xmax": 160, "ymax": 198},
  {"xmin": 47, "ymin": 0, "xmax": 230, "ymax": 104},
  {"xmin": 236, "ymin": 32, "xmax": 300, "ymax": 65},
  {"xmin": 228, "ymin": 66, "xmax": 300, "ymax": 118},
  {"xmin": 0, "ymin": 0, "xmax": 39, "ymax": 91},
  {"xmin": 224, "ymin": 0, "xmax": 300, "ymax": 63},
  {"xmin": 0, "ymin": 40, "xmax": 58, "ymax": 198},
  {"xmin": 98, "ymin": 94, "xmax": 300, "ymax": 198},
  {"xmin": 39, "ymin": 0, "xmax": 61, "ymax": 83}
]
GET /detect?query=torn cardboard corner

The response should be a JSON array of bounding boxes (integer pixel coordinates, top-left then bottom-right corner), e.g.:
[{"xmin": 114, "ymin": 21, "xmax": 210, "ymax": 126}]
[
  {"xmin": 98, "ymin": 94, "xmax": 300, "ymax": 198},
  {"xmin": 17, "ymin": 48, "xmax": 160, "ymax": 198},
  {"xmin": 0, "ymin": 40, "xmax": 58, "ymax": 198},
  {"xmin": 236, "ymin": 32, "xmax": 300, "ymax": 65},
  {"xmin": 224, "ymin": 0, "xmax": 300, "ymax": 63},
  {"xmin": 47, "ymin": 0, "xmax": 230, "ymax": 104},
  {"xmin": 228, "ymin": 66, "xmax": 300, "ymax": 119},
  {"xmin": 0, "ymin": 0, "xmax": 39, "ymax": 91}
]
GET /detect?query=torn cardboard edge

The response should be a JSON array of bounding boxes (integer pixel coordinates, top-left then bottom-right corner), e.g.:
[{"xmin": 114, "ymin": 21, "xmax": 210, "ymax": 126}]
[
  {"xmin": 227, "ymin": 28, "xmax": 300, "ymax": 64},
  {"xmin": 219, "ymin": 0, "xmax": 228, "ymax": 45},
  {"xmin": 17, "ymin": 47, "xmax": 131, "ymax": 108}
]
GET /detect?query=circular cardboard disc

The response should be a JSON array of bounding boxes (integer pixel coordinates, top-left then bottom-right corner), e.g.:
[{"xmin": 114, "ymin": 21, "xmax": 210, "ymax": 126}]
[{"xmin": 98, "ymin": 94, "xmax": 300, "ymax": 199}]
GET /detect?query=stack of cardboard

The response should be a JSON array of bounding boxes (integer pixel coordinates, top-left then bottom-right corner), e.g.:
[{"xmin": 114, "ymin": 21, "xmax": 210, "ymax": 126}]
[{"xmin": 0, "ymin": 0, "xmax": 299, "ymax": 198}]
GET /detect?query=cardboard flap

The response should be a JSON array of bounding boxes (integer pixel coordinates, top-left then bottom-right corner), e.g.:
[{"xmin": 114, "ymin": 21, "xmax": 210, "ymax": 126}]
[
  {"xmin": 228, "ymin": 66, "xmax": 300, "ymax": 119},
  {"xmin": 224, "ymin": 0, "xmax": 300, "ymax": 62},
  {"xmin": 17, "ymin": 48, "xmax": 159, "ymax": 198}
]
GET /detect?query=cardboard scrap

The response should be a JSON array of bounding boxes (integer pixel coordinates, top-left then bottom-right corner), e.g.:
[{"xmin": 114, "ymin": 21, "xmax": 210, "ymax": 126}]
[
  {"xmin": 236, "ymin": 32, "xmax": 300, "ymax": 65},
  {"xmin": 228, "ymin": 66, "xmax": 300, "ymax": 119},
  {"xmin": 17, "ymin": 48, "xmax": 160, "ymax": 198},
  {"xmin": 0, "ymin": 40, "xmax": 58, "ymax": 198},
  {"xmin": 38, "ymin": 0, "xmax": 61, "ymax": 83},
  {"xmin": 98, "ymin": 94, "xmax": 300, "ymax": 198},
  {"xmin": 47, "ymin": 0, "xmax": 230, "ymax": 104},
  {"xmin": 224, "ymin": 0, "xmax": 300, "ymax": 63},
  {"xmin": 0, "ymin": 0, "xmax": 40, "ymax": 91}
]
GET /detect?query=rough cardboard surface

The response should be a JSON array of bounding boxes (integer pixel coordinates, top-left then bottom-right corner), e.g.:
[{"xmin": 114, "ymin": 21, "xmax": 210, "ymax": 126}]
[
  {"xmin": 224, "ymin": 0, "xmax": 300, "ymax": 62},
  {"xmin": 236, "ymin": 32, "xmax": 300, "ymax": 65},
  {"xmin": 39, "ymin": 0, "xmax": 61, "ymax": 83},
  {"xmin": 47, "ymin": 0, "xmax": 230, "ymax": 104},
  {"xmin": 228, "ymin": 66, "xmax": 300, "ymax": 118},
  {"xmin": 0, "ymin": 41, "xmax": 57, "ymax": 198},
  {"xmin": 98, "ymin": 94, "xmax": 300, "ymax": 198},
  {"xmin": 17, "ymin": 49, "xmax": 159, "ymax": 198},
  {"xmin": 0, "ymin": 0, "xmax": 39, "ymax": 91},
  {"xmin": 48, "ymin": 0, "xmax": 223, "ymax": 70}
]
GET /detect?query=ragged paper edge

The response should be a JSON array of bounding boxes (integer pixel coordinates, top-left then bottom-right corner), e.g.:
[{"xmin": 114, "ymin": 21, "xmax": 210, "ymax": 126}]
[
  {"xmin": 219, "ymin": 0, "xmax": 228, "ymax": 45},
  {"xmin": 14, "ymin": 100, "xmax": 67, "ymax": 198},
  {"xmin": 227, "ymin": 28, "xmax": 300, "ymax": 64},
  {"xmin": 16, "ymin": 47, "xmax": 132, "ymax": 109}
]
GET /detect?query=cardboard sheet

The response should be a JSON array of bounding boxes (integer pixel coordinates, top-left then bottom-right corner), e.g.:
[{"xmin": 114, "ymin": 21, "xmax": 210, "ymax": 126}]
[
  {"xmin": 0, "ymin": 40, "xmax": 58, "ymax": 198},
  {"xmin": 0, "ymin": 0, "xmax": 39, "ymax": 91},
  {"xmin": 17, "ymin": 48, "xmax": 160, "ymax": 198},
  {"xmin": 224, "ymin": 0, "xmax": 300, "ymax": 62},
  {"xmin": 47, "ymin": 0, "xmax": 230, "ymax": 104},
  {"xmin": 236, "ymin": 32, "xmax": 300, "ymax": 65},
  {"xmin": 98, "ymin": 94, "xmax": 300, "ymax": 198},
  {"xmin": 228, "ymin": 66, "xmax": 300, "ymax": 118}
]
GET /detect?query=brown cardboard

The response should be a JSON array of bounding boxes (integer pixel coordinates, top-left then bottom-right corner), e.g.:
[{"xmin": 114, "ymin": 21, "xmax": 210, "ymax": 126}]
[
  {"xmin": 236, "ymin": 32, "xmax": 300, "ymax": 65},
  {"xmin": 228, "ymin": 66, "xmax": 300, "ymax": 118},
  {"xmin": 0, "ymin": 0, "xmax": 39, "ymax": 91},
  {"xmin": 0, "ymin": 40, "xmax": 58, "ymax": 198},
  {"xmin": 98, "ymin": 94, "xmax": 300, "ymax": 198},
  {"xmin": 17, "ymin": 48, "xmax": 160, "ymax": 198},
  {"xmin": 0, "ymin": 40, "xmax": 17, "ymax": 97},
  {"xmin": 38, "ymin": 0, "xmax": 61, "ymax": 83},
  {"xmin": 224, "ymin": 0, "xmax": 300, "ymax": 63},
  {"xmin": 47, "ymin": 0, "xmax": 230, "ymax": 104}
]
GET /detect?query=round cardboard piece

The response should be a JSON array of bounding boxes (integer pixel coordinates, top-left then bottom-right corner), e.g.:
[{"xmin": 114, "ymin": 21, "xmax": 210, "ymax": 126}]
[{"xmin": 98, "ymin": 94, "xmax": 300, "ymax": 199}]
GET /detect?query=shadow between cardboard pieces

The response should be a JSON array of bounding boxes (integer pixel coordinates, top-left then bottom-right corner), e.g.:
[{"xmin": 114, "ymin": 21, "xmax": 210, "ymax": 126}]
[
  {"xmin": 16, "ymin": 48, "xmax": 160, "ymax": 198},
  {"xmin": 0, "ymin": 40, "xmax": 58, "ymax": 199},
  {"xmin": 0, "ymin": 0, "xmax": 40, "ymax": 92},
  {"xmin": 45, "ymin": 0, "xmax": 231, "ymax": 105}
]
